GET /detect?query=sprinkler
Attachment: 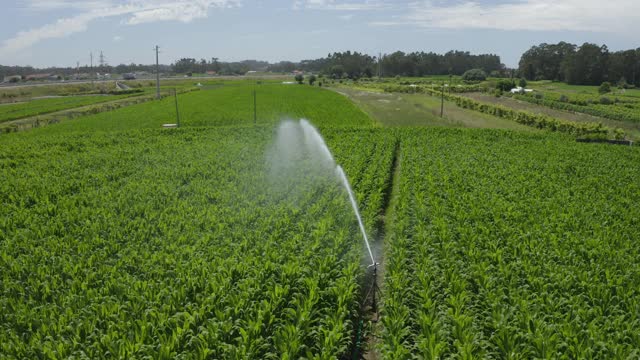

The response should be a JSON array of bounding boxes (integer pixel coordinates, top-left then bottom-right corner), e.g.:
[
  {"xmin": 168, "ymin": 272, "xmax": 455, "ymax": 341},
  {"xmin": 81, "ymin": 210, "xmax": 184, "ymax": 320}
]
[{"xmin": 367, "ymin": 262, "xmax": 382, "ymax": 316}]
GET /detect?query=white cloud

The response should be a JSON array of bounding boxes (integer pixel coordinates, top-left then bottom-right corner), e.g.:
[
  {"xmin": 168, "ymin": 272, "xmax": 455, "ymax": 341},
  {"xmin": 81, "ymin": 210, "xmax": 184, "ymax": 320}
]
[
  {"xmin": 1, "ymin": 0, "xmax": 240, "ymax": 55},
  {"xmin": 294, "ymin": 0, "xmax": 388, "ymax": 11},
  {"xmin": 339, "ymin": 14, "xmax": 354, "ymax": 20},
  {"xmin": 381, "ymin": 0, "xmax": 640, "ymax": 33},
  {"xmin": 113, "ymin": 35, "xmax": 123, "ymax": 41},
  {"xmin": 25, "ymin": 0, "xmax": 114, "ymax": 11}
]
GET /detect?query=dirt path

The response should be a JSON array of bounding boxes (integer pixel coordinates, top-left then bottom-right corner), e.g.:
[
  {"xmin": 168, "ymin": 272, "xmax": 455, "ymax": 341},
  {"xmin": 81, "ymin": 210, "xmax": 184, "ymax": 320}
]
[{"xmin": 363, "ymin": 141, "xmax": 402, "ymax": 360}]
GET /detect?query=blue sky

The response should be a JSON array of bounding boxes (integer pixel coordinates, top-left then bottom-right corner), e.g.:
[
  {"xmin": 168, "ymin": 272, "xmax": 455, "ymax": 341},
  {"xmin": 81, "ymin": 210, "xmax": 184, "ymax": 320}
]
[{"xmin": 1, "ymin": 0, "xmax": 638, "ymax": 68}]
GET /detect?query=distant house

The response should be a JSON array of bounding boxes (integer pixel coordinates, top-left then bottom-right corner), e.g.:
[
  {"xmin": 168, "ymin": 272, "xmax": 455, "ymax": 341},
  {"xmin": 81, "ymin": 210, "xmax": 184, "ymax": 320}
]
[
  {"xmin": 292, "ymin": 70, "xmax": 304, "ymax": 75},
  {"xmin": 206, "ymin": 71, "xmax": 217, "ymax": 76},
  {"xmin": 25, "ymin": 73, "xmax": 51, "ymax": 81},
  {"xmin": 122, "ymin": 73, "xmax": 136, "ymax": 80},
  {"xmin": 3, "ymin": 75, "xmax": 21, "ymax": 83}
]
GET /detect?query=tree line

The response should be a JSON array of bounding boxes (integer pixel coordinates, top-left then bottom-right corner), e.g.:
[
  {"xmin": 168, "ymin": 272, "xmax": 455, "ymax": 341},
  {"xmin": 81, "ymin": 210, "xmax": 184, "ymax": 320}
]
[
  {"xmin": 270, "ymin": 51, "xmax": 503, "ymax": 78},
  {"xmin": 1, "ymin": 50, "xmax": 503, "ymax": 80},
  {"xmin": 519, "ymin": 42, "xmax": 640, "ymax": 86}
]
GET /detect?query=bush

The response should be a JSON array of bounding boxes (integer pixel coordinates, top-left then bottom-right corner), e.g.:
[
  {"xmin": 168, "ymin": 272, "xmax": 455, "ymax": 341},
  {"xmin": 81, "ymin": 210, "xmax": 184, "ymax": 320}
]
[
  {"xmin": 599, "ymin": 97, "xmax": 612, "ymax": 105},
  {"xmin": 308, "ymin": 74, "xmax": 317, "ymax": 86},
  {"xmin": 462, "ymin": 69, "xmax": 487, "ymax": 82},
  {"xmin": 534, "ymin": 93, "xmax": 544, "ymax": 100},
  {"xmin": 518, "ymin": 78, "xmax": 527, "ymax": 88},
  {"xmin": 559, "ymin": 95, "xmax": 569, "ymax": 103},
  {"xmin": 295, "ymin": 74, "xmax": 304, "ymax": 84},
  {"xmin": 493, "ymin": 89, "xmax": 503, "ymax": 97},
  {"xmin": 598, "ymin": 82, "xmax": 611, "ymax": 94},
  {"xmin": 496, "ymin": 79, "xmax": 516, "ymax": 92}
]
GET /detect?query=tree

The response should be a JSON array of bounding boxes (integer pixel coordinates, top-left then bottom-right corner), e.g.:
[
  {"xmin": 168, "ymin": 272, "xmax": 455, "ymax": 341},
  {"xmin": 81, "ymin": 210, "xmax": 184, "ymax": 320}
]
[
  {"xmin": 462, "ymin": 68, "xmax": 487, "ymax": 82},
  {"xmin": 330, "ymin": 65, "xmax": 345, "ymax": 79},
  {"xmin": 295, "ymin": 74, "xmax": 304, "ymax": 84},
  {"xmin": 308, "ymin": 74, "xmax": 317, "ymax": 85},
  {"xmin": 599, "ymin": 81, "xmax": 612, "ymax": 94},
  {"xmin": 518, "ymin": 78, "xmax": 527, "ymax": 88},
  {"xmin": 518, "ymin": 42, "xmax": 576, "ymax": 81}
]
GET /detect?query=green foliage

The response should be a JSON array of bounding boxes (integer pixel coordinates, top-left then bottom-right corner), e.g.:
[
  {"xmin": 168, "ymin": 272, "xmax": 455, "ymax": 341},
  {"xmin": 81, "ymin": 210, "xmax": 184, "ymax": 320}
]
[
  {"xmin": 381, "ymin": 128, "xmax": 640, "ymax": 358},
  {"xmin": 308, "ymin": 74, "xmax": 317, "ymax": 85},
  {"xmin": 599, "ymin": 96, "xmax": 613, "ymax": 105},
  {"xmin": 295, "ymin": 74, "xmax": 304, "ymax": 84},
  {"xmin": 496, "ymin": 79, "xmax": 516, "ymax": 92},
  {"xmin": 599, "ymin": 81, "xmax": 612, "ymax": 94},
  {"xmin": 0, "ymin": 94, "xmax": 137, "ymax": 123},
  {"xmin": 462, "ymin": 69, "xmax": 487, "ymax": 82},
  {"xmin": 39, "ymin": 84, "xmax": 372, "ymax": 132},
  {"xmin": 513, "ymin": 92, "xmax": 640, "ymax": 124},
  {"xmin": 0, "ymin": 126, "xmax": 397, "ymax": 358},
  {"xmin": 518, "ymin": 78, "xmax": 527, "ymax": 88},
  {"xmin": 419, "ymin": 87, "xmax": 611, "ymax": 136}
]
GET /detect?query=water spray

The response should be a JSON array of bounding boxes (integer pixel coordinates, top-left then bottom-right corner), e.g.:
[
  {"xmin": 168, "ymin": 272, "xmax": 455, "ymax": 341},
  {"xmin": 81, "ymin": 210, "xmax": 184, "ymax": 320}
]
[{"xmin": 296, "ymin": 119, "xmax": 380, "ymax": 316}]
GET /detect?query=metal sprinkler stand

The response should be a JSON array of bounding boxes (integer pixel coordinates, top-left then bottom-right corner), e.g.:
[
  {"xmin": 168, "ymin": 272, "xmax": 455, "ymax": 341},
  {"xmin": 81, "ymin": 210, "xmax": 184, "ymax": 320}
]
[{"xmin": 367, "ymin": 262, "xmax": 382, "ymax": 318}]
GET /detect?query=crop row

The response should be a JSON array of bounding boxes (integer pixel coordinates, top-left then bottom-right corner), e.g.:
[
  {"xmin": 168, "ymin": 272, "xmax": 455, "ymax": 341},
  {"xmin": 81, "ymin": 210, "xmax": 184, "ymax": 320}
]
[
  {"xmin": 511, "ymin": 93, "xmax": 640, "ymax": 124},
  {"xmin": 381, "ymin": 128, "xmax": 640, "ymax": 358},
  {"xmin": 0, "ymin": 94, "xmax": 139, "ymax": 123},
  {"xmin": 0, "ymin": 126, "xmax": 394, "ymax": 358},
  {"xmin": 379, "ymin": 85, "xmax": 612, "ymax": 136}
]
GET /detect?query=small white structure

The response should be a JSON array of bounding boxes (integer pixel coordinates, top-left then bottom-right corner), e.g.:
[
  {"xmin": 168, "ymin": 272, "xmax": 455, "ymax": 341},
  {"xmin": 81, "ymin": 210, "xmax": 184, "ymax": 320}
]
[{"xmin": 510, "ymin": 87, "xmax": 534, "ymax": 94}]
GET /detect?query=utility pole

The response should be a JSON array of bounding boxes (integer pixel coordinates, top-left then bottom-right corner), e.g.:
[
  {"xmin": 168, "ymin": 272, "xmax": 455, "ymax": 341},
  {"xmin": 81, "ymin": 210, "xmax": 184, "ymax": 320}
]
[
  {"xmin": 378, "ymin": 52, "xmax": 382, "ymax": 79},
  {"xmin": 174, "ymin": 88, "xmax": 181, "ymax": 127},
  {"xmin": 90, "ymin": 52, "xmax": 93, "ymax": 73},
  {"xmin": 99, "ymin": 51, "xmax": 105, "ymax": 68},
  {"xmin": 253, "ymin": 90, "xmax": 257, "ymax": 124},
  {"xmin": 440, "ymin": 82, "xmax": 444, "ymax": 118},
  {"xmin": 155, "ymin": 45, "xmax": 161, "ymax": 99}
]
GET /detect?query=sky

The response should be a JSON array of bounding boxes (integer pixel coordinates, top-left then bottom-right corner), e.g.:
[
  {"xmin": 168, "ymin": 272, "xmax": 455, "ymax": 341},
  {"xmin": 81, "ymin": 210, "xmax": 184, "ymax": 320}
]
[{"xmin": 1, "ymin": 0, "xmax": 639, "ymax": 68}]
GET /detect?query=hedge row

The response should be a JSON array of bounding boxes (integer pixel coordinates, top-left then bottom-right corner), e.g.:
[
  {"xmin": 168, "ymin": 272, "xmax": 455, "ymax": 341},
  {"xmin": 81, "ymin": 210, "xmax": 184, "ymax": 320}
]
[
  {"xmin": 381, "ymin": 84, "xmax": 484, "ymax": 94},
  {"xmin": 382, "ymin": 85, "xmax": 612, "ymax": 136},
  {"xmin": 511, "ymin": 94, "xmax": 640, "ymax": 124}
]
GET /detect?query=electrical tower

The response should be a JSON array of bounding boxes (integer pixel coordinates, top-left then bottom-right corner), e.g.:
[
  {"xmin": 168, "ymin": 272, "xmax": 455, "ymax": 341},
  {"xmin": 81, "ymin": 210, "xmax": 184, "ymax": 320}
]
[{"xmin": 99, "ymin": 51, "xmax": 106, "ymax": 68}]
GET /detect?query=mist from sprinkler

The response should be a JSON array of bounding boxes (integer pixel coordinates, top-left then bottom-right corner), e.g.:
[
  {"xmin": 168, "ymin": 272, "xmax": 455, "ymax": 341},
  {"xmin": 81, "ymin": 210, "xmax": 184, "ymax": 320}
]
[{"xmin": 267, "ymin": 119, "xmax": 377, "ymax": 267}]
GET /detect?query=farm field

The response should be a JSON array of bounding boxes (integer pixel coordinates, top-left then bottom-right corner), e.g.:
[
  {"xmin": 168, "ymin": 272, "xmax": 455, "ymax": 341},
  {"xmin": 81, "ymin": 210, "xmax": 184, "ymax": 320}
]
[
  {"xmin": 333, "ymin": 86, "xmax": 535, "ymax": 131},
  {"xmin": 462, "ymin": 92, "xmax": 640, "ymax": 140},
  {"xmin": 0, "ymin": 94, "xmax": 140, "ymax": 123},
  {"xmin": 0, "ymin": 125, "xmax": 395, "ymax": 358},
  {"xmin": 382, "ymin": 128, "xmax": 640, "ymax": 358},
  {"xmin": 1, "ymin": 80, "xmax": 639, "ymax": 358},
  {"xmin": 43, "ymin": 83, "xmax": 372, "ymax": 133}
]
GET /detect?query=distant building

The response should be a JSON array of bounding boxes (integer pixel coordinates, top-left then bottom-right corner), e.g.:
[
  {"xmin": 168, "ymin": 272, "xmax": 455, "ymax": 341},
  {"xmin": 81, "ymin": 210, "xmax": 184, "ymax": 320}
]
[
  {"xmin": 122, "ymin": 73, "xmax": 136, "ymax": 80},
  {"xmin": 25, "ymin": 73, "xmax": 52, "ymax": 81},
  {"xmin": 293, "ymin": 70, "xmax": 304, "ymax": 75},
  {"xmin": 206, "ymin": 71, "xmax": 217, "ymax": 76}
]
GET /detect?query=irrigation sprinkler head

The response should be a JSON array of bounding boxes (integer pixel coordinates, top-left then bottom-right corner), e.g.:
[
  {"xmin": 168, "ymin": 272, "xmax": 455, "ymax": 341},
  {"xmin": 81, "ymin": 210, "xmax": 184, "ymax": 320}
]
[{"xmin": 368, "ymin": 262, "xmax": 379, "ymax": 269}]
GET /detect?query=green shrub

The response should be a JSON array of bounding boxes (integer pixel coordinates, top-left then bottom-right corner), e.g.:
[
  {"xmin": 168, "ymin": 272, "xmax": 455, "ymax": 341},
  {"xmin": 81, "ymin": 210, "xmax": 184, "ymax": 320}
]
[
  {"xmin": 462, "ymin": 69, "xmax": 487, "ymax": 82},
  {"xmin": 496, "ymin": 79, "xmax": 516, "ymax": 92},
  {"xmin": 599, "ymin": 82, "xmax": 612, "ymax": 94}
]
